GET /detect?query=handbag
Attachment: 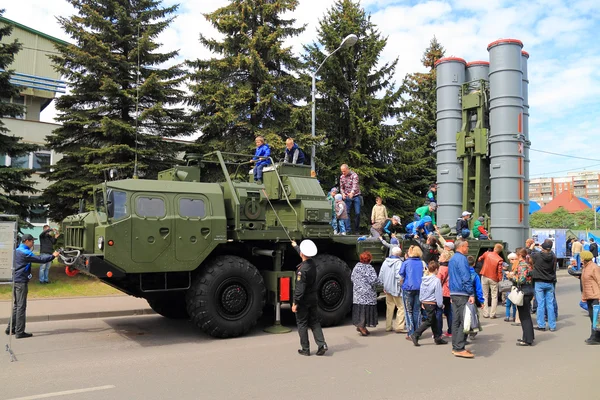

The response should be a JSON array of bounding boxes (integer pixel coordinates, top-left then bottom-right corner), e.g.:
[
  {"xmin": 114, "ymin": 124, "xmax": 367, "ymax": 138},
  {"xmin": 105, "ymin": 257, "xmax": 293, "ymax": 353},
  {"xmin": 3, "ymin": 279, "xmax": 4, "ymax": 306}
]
[
  {"xmin": 508, "ymin": 286, "xmax": 524, "ymax": 306},
  {"xmin": 499, "ymin": 279, "xmax": 513, "ymax": 293},
  {"xmin": 593, "ymin": 304, "xmax": 600, "ymax": 332}
]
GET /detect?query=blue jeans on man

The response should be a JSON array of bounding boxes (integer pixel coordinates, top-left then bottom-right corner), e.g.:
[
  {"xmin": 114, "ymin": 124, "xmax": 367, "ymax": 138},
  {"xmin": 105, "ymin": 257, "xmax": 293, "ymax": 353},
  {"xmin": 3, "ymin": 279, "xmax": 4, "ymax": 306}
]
[
  {"xmin": 403, "ymin": 290, "xmax": 421, "ymax": 336},
  {"xmin": 344, "ymin": 196, "xmax": 361, "ymax": 233},
  {"xmin": 535, "ymin": 282, "xmax": 556, "ymax": 330},
  {"xmin": 39, "ymin": 256, "xmax": 52, "ymax": 283}
]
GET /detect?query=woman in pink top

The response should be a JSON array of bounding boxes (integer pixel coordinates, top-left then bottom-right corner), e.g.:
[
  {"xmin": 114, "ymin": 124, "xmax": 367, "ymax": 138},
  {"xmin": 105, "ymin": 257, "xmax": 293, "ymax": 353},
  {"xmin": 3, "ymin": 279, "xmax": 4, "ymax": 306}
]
[{"xmin": 436, "ymin": 250, "xmax": 453, "ymax": 337}]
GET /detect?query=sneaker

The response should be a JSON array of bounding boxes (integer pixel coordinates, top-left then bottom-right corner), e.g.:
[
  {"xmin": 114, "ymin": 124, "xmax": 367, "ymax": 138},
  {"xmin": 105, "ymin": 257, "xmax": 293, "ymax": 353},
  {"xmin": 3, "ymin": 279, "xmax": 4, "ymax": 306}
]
[
  {"xmin": 516, "ymin": 341, "xmax": 532, "ymax": 346},
  {"xmin": 410, "ymin": 334, "xmax": 420, "ymax": 347},
  {"xmin": 5, "ymin": 327, "xmax": 15, "ymax": 336},
  {"xmin": 316, "ymin": 345, "xmax": 328, "ymax": 356},
  {"xmin": 434, "ymin": 338, "xmax": 448, "ymax": 345},
  {"xmin": 256, "ymin": 179, "xmax": 262, "ymax": 185},
  {"xmin": 549, "ymin": 328, "xmax": 556, "ymax": 332},
  {"xmin": 395, "ymin": 329, "xmax": 408, "ymax": 334},
  {"xmin": 585, "ymin": 338, "xmax": 600, "ymax": 345},
  {"xmin": 341, "ymin": 232, "xmax": 347, "ymax": 236},
  {"xmin": 297, "ymin": 349, "xmax": 310, "ymax": 356},
  {"xmin": 452, "ymin": 350, "xmax": 474, "ymax": 358},
  {"xmin": 534, "ymin": 327, "xmax": 546, "ymax": 331},
  {"xmin": 443, "ymin": 332, "xmax": 452, "ymax": 338},
  {"xmin": 15, "ymin": 332, "xmax": 33, "ymax": 339}
]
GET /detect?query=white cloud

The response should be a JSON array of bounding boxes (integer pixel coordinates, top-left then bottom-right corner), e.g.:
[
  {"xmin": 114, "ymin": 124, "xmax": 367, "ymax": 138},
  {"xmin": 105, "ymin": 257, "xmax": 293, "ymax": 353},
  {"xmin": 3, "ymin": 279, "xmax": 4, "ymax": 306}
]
[{"xmin": 4, "ymin": 0, "xmax": 600, "ymax": 178}]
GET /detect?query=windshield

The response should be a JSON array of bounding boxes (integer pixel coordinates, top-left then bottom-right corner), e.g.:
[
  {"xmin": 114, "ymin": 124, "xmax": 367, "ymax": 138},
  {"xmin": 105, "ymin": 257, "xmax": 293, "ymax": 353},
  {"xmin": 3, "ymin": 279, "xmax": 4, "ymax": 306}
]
[{"xmin": 94, "ymin": 187, "xmax": 107, "ymax": 222}]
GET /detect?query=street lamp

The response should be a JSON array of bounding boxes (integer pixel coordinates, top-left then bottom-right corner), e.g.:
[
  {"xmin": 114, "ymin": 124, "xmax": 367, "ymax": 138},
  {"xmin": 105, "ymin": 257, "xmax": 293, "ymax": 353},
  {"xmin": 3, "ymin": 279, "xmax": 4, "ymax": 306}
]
[{"xmin": 311, "ymin": 33, "xmax": 358, "ymax": 173}]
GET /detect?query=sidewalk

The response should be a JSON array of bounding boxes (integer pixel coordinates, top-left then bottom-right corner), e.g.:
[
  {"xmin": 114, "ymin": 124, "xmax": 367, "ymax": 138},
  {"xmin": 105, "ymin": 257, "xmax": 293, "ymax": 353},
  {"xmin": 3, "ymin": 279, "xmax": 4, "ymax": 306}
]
[{"xmin": 0, "ymin": 295, "xmax": 154, "ymax": 325}]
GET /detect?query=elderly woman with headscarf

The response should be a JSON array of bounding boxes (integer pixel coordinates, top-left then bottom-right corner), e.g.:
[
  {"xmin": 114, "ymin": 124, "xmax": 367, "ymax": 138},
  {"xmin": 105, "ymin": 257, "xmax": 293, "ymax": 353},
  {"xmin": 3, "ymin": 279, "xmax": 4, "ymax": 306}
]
[
  {"xmin": 580, "ymin": 251, "xmax": 600, "ymax": 345},
  {"xmin": 351, "ymin": 251, "xmax": 379, "ymax": 336}
]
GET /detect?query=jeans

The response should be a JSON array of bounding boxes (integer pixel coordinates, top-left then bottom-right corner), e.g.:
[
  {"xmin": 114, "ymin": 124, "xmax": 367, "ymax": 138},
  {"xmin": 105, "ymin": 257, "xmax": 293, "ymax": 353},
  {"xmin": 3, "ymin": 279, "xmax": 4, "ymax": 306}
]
[
  {"xmin": 481, "ymin": 276, "xmax": 499, "ymax": 317},
  {"xmin": 295, "ymin": 304, "xmax": 326, "ymax": 351},
  {"xmin": 451, "ymin": 295, "xmax": 469, "ymax": 351},
  {"xmin": 7, "ymin": 282, "xmax": 28, "ymax": 335},
  {"xmin": 586, "ymin": 299, "xmax": 600, "ymax": 342},
  {"xmin": 517, "ymin": 294, "xmax": 535, "ymax": 344},
  {"xmin": 505, "ymin": 297, "xmax": 517, "ymax": 319},
  {"xmin": 330, "ymin": 215, "xmax": 338, "ymax": 233},
  {"xmin": 460, "ymin": 229, "xmax": 471, "ymax": 239},
  {"xmin": 415, "ymin": 304, "xmax": 442, "ymax": 339},
  {"xmin": 403, "ymin": 290, "xmax": 421, "ymax": 336},
  {"xmin": 253, "ymin": 163, "xmax": 266, "ymax": 182},
  {"xmin": 39, "ymin": 256, "xmax": 52, "ymax": 283},
  {"xmin": 535, "ymin": 282, "xmax": 556, "ymax": 330},
  {"xmin": 338, "ymin": 218, "xmax": 349, "ymax": 234},
  {"xmin": 574, "ymin": 253, "xmax": 581, "ymax": 270},
  {"xmin": 344, "ymin": 196, "xmax": 361, "ymax": 233}
]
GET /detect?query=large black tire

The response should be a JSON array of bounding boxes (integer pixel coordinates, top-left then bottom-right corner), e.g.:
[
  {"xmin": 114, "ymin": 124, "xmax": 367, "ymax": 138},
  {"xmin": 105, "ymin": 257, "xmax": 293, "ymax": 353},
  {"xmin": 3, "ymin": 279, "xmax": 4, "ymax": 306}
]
[
  {"xmin": 147, "ymin": 292, "xmax": 189, "ymax": 319},
  {"xmin": 313, "ymin": 254, "xmax": 352, "ymax": 327},
  {"xmin": 186, "ymin": 256, "xmax": 265, "ymax": 338}
]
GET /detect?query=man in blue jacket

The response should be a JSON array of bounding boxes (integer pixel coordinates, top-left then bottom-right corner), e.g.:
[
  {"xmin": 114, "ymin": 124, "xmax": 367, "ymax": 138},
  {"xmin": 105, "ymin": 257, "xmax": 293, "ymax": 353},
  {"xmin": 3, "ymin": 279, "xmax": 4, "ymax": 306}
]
[
  {"xmin": 250, "ymin": 136, "xmax": 271, "ymax": 184},
  {"xmin": 448, "ymin": 240, "xmax": 475, "ymax": 358},
  {"xmin": 284, "ymin": 138, "xmax": 305, "ymax": 165},
  {"xmin": 5, "ymin": 234, "xmax": 59, "ymax": 338}
]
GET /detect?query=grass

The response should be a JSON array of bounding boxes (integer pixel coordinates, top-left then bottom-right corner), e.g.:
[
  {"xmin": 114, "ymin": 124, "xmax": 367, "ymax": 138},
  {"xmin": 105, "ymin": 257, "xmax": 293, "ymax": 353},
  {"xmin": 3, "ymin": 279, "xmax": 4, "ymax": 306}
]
[{"xmin": 0, "ymin": 261, "xmax": 121, "ymax": 300}]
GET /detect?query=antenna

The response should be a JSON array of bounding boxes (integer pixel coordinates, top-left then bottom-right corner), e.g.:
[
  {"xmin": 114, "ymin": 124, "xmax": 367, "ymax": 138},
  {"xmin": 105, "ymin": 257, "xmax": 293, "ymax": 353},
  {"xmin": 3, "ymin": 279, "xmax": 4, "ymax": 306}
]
[{"xmin": 133, "ymin": 11, "xmax": 141, "ymax": 179}]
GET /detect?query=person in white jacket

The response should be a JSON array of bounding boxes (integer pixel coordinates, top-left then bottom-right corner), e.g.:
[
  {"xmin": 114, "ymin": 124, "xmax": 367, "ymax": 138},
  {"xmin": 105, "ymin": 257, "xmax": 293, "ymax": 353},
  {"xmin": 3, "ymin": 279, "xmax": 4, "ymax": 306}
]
[
  {"xmin": 378, "ymin": 247, "xmax": 407, "ymax": 333},
  {"xmin": 410, "ymin": 261, "xmax": 448, "ymax": 346}
]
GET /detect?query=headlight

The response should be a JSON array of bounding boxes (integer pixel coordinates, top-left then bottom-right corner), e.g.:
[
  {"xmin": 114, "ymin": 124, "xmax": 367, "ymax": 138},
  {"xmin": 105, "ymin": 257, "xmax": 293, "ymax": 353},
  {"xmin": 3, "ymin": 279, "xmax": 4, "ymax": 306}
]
[{"xmin": 98, "ymin": 236, "xmax": 104, "ymax": 250}]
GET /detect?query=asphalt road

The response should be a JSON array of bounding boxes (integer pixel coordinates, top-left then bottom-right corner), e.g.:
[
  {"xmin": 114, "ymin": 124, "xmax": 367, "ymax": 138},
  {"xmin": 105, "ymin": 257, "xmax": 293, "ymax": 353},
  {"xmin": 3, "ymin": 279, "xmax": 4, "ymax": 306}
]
[{"xmin": 1, "ymin": 274, "xmax": 597, "ymax": 400}]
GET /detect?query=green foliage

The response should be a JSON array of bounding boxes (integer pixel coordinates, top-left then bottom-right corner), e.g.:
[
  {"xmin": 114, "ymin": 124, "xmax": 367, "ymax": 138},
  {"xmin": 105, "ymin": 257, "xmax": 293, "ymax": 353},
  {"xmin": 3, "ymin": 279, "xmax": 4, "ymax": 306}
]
[
  {"xmin": 393, "ymin": 37, "xmax": 444, "ymax": 220},
  {"xmin": 530, "ymin": 207, "xmax": 597, "ymax": 230},
  {"xmin": 187, "ymin": 0, "xmax": 308, "ymax": 159},
  {"xmin": 302, "ymin": 0, "xmax": 402, "ymax": 224},
  {"xmin": 0, "ymin": 10, "xmax": 38, "ymax": 221},
  {"xmin": 44, "ymin": 0, "xmax": 194, "ymax": 221}
]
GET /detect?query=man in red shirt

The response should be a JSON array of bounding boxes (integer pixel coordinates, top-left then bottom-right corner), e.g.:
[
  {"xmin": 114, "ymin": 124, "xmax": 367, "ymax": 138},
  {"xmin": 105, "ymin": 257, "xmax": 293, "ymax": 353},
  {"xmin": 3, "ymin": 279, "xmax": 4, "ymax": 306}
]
[
  {"xmin": 478, "ymin": 243, "xmax": 504, "ymax": 318},
  {"xmin": 339, "ymin": 164, "xmax": 362, "ymax": 234}
]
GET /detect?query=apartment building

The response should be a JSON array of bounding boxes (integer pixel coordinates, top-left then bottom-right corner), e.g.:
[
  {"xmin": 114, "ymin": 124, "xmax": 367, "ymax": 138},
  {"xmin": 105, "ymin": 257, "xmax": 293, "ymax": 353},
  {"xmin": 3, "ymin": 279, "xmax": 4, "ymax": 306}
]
[
  {"xmin": 529, "ymin": 171, "xmax": 600, "ymax": 208},
  {"xmin": 0, "ymin": 16, "xmax": 67, "ymax": 235}
]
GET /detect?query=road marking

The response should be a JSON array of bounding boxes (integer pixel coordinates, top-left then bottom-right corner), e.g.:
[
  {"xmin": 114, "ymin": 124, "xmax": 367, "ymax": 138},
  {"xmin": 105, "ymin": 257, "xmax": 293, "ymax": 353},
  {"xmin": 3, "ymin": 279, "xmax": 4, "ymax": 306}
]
[{"xmin": 6, "ymin": 385, "xmax": 115, "ymax": 400}]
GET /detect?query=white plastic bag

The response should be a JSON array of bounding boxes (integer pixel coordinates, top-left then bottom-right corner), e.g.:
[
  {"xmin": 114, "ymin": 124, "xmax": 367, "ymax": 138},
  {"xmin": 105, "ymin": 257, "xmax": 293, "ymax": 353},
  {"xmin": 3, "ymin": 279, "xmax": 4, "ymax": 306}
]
[{"xmin": 463, "ymin": 305, "xmax": 472, "ymax": 333}]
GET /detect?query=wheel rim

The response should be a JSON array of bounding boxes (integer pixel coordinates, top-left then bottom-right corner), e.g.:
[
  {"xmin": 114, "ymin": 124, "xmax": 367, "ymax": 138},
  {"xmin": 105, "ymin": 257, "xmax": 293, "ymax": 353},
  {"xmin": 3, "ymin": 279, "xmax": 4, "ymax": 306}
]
[
  {"xmin": 319, "ymin": 274, "xmax": 344, "ymax": 312},
  {"xmin": 216, "ymin": 278, "xmax": 251, "ymax": 321}
]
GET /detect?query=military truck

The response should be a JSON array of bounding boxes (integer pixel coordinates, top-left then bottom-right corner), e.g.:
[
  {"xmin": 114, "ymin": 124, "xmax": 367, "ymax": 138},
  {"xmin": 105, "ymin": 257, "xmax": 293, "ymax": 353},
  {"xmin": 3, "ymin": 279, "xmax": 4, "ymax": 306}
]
[
  {"xmin": 60, "ymin": 151, "xmax": 502, "ymax": 338},
  {"xmin": 60, "ymin": 152, "xmax": 389, "ymax": 338}
]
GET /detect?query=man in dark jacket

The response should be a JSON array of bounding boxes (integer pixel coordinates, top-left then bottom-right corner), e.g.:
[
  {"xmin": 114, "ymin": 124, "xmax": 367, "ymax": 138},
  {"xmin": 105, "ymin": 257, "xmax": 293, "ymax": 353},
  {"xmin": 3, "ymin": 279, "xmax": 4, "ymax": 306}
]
[
  {"xmin": 284, "ymin": 138, "xmax": 305, "ymax": 164},
  {"xmin": 589, "ymin": 238, "xmax": 598, "ymax": 263},
  {"xmin": 291, "ymin": 240, "xmax": 327, "ymax": 356},
  {"xmin": 456, "ymin": 211, "xmax": 471, "ymax": 239},
  {"xmin": 531, "ymin": 239, "xmax": 557, "ymax": 332},
  {"xmin": 448, "ymin": 240, "xmax": 475, "ymax": 358},
  {"xmin": 5, "ymin": 234, "xmax": 59, "ymax": 338},
  {"xmin": 38, "ymin": 225, "xmax": 59, "ymax": 284}
]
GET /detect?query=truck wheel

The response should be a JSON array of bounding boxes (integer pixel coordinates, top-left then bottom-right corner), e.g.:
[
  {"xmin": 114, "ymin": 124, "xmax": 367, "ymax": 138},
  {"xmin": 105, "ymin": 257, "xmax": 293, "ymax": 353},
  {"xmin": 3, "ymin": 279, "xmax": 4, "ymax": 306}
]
[
  {"xmin": 313, "ymin": 254, "xmax": 352, "ymax": 327},
  {"xmin": 186, "ymin": 256, "xmax": 265, "ymax": 338},
  {"xmin": 147, "ymin": 292, "xmax": 189, "ymax": 319}
]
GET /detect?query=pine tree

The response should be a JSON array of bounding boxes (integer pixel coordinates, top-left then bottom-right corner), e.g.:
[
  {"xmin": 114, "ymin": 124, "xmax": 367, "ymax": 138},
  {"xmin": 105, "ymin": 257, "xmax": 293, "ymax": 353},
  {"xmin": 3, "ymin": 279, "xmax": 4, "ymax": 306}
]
[
  {"xmin": 187, "ymin": 0, "xmax": 308, "ymax": 160},
  {"xmin": 44, "ymin": 0, "xmax": 194, "ymax": 221},
  {"xmin": 394, "ymin": 37, "xmax": 445, "ymax": 220},
  {"xmin": 0, "ymin": 11, "xmax": 38, "ymax": 221},
  {"xmin": 303, "ymin": 0, "xmax": 402, "ymax": 220}
]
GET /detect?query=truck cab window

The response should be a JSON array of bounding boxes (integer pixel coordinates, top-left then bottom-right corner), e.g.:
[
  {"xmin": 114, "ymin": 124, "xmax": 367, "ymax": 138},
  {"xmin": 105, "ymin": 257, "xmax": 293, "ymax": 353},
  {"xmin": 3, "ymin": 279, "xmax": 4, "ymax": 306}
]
[
  {"xmin": 107, "ymin": 190, "xmax": 128, "ymax": 219},
  {"xmin": 179, "ymin": 198, "xmax": 206, "ymax": 218},
  {"xmin": 136, "ymin": 197, "xmax": 165, "ymax": 218}
]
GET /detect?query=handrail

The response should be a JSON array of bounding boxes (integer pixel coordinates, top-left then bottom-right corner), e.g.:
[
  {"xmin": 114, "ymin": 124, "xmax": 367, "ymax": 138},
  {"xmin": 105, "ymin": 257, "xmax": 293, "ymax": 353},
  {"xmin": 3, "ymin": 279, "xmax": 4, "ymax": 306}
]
[
  {"xmin": 267, "ymin": 156, "xmax": 299, "ymax": 232},
  {"xmin": 214, "ymin": 151, "xmax": 241, "ymax": 231}
]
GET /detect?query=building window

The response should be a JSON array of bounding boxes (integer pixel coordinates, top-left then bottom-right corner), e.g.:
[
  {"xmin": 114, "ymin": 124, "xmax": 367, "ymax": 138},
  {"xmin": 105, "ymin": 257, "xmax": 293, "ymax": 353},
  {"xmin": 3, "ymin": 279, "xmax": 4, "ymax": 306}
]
[
  {"xmin": 2, "ymin": 150, "xmax": 53, "ymax": 172},
  {"xmin": 29, "ymin": 202, "xmax": 48, "ymax": 225},
  {"xmin": 33, "ymin": 151, "xmax": 51, "ymax": 172},
  {"xmin": 0, "ymin": 96, "xmax": 25, "ymax": 119},
  {"xmin": 10, "ymin": 155, "xmax": 29, "ymax": 168}
]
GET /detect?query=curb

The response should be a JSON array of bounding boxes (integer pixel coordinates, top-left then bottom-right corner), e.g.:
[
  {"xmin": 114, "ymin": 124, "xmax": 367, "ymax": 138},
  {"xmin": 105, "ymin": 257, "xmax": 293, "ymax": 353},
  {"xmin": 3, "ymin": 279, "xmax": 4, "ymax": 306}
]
[{"xmin": 0, "ymin": 308, "xmax": 155, "ymax": 325}]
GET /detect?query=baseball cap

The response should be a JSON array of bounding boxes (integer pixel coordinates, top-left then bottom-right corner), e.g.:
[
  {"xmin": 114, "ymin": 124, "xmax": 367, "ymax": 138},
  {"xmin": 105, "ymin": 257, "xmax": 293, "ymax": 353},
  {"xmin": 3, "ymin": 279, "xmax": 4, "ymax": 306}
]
[
  {"xmin": 392, "ymin": 215, "xmax": 401, "ymax": 223},
  {"xmin": 330, "ymin": 187, "xmax": 338, "ymax": 193},
  {"xmin": 299, "ymin": 240, "xmax": 318, "ymax": 257},
  {"xmin": 541, "ymin": 240, "xmax": 553, "ymax": 250},
  {"xmin": 429, "ymin": 202, "xmax": 437, "ymax": 208},
  {"xmin": 21, "ymin": 234, "xmax": 36, "ymax": 242},
  {"xmin": 462, "ymin": 211, "xmax": 472, "ymax": 217},
  {"xmin": 444, "ymin": 242, "xmax": 455, "ymax": 250}
]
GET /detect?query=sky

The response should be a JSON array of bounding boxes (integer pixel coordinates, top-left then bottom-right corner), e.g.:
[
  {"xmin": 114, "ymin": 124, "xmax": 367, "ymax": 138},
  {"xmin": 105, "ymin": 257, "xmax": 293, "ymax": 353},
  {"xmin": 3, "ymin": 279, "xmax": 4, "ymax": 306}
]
[{"xmin": 4, "ymin": 0, "xmax": 600, "ymax": 179}]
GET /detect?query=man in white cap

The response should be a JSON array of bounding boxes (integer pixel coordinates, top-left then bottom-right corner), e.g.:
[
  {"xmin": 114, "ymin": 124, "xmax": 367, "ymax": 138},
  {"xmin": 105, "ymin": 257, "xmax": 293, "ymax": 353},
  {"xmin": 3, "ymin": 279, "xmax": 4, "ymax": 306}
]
[
  {"xmin": 456, "ymin": 211, "xmax": 472, "ymax": 239},
  {"xmin": 291, "ymin": 240, "xmax": 328, "ymax": 356}
]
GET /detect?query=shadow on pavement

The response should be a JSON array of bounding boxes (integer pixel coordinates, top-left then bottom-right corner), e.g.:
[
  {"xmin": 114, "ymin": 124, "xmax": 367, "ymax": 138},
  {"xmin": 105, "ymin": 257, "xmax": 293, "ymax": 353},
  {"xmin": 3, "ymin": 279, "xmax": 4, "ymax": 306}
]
[{"xmin": 468, "ymin": 333, "xmax": 503, "ymax": 358}]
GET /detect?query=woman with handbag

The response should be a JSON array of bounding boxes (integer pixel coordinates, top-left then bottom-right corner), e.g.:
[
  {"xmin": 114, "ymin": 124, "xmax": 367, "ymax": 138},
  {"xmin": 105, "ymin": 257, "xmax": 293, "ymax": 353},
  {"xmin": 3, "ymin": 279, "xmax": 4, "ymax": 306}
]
[
  {"xmin": 580, "ymin": 251, "xmax": 600, "ymax": 345},
  {"xmin": 507, "ymin": 249, "xmax": 535, "ymax": 346}
]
